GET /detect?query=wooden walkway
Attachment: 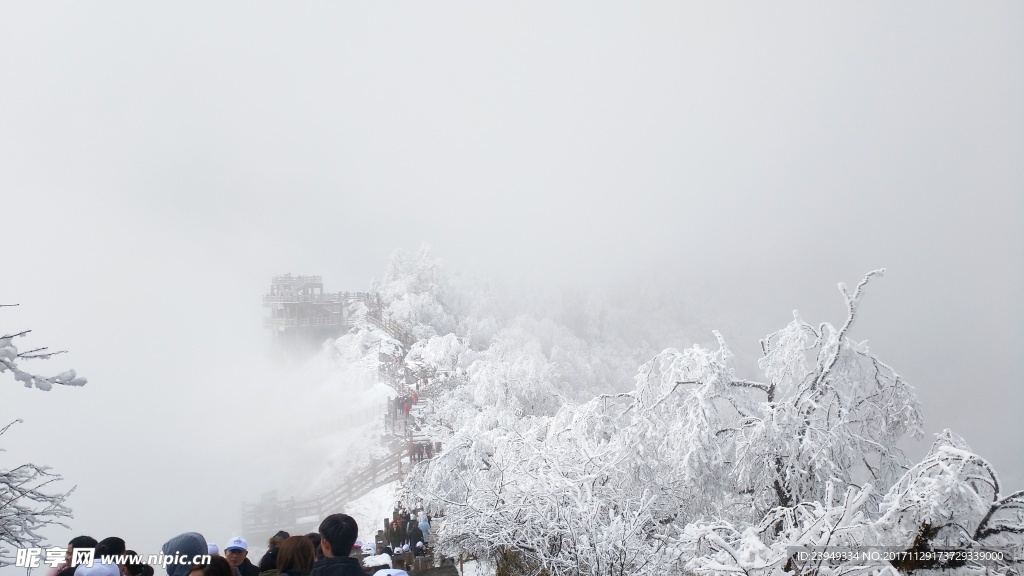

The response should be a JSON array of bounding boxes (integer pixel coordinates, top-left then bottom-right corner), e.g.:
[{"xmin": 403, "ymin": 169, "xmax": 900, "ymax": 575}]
[
  {"xmin": 241, "ymin": 451, "xmax": 406, "ymax": 542},
  {"xmin": 243, "ymin": 293, "xmax": 433, "ymax": 546}
]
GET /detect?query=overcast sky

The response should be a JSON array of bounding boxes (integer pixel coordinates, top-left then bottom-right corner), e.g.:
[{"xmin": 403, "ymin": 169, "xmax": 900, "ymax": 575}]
[{"xmin": 1, "ymin": 0, "xmax": 1022, "ymax": 567}]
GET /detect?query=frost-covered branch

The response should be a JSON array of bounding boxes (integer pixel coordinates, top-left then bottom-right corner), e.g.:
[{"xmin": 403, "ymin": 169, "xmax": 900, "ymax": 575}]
[
  {"xmin": 0, "ymin": 422, "xmax": 75, "ymax": 567},
  {"xmin": 1, "ymin": 324, "xmax": 87, "ymax": 391},
  {"xmin": 1, "ymin": 310, "xmax": 85, "ymax": 566}
]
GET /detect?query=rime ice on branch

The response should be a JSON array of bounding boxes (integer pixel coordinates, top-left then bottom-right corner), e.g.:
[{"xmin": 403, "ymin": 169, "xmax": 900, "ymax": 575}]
[
  {"xmin": 1, "ymin": 305, "xmax": 85, "ymax": 567},
  {"xmin": 1, "ymin": 313, "xmax": 87, "ymax": 391}
]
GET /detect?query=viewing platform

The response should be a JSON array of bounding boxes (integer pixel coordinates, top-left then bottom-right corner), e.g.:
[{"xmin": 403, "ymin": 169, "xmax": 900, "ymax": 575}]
[{"xmin": 264, "ymin": 274, "xmax": 355, "ymax": 351}]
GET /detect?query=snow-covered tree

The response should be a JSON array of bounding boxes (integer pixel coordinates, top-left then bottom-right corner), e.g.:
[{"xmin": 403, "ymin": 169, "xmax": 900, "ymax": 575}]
[
  {"xmin": 1, "ymin": 308, "xmax": 86, "ymax": 567},
  {"xmin": 682, "ymin": 430, "xmax": 1024, "ymax": 575},
  {"xmin": 875, "ymin": 430, "xmax": 1024, "ymax": 571},
  {"xmin": 404, "ymin": 333, "xmax": 470, "ymax": 383},
  {"xmin": 407, "ymin": 271, "xmax": 1022, "ymax": 576},
  {"xmin": 373, "ymin": 245, "xmax": 457, "ymax": 340}
]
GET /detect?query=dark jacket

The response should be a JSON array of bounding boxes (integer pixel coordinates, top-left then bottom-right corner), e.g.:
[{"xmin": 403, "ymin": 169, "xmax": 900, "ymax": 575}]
[
  {"xmin": 406, "ymin": 526, "xmax": 424, "ymax": 547},
  {"xmin": 309, "ymin": 556, "xmax": 365, "ymax": 576},
  {"xmin": 388, "ymin": 523, "xmax": 404, "ymax": 548},
  {"xmin": 258, "ymin": 548, "xmax": 279, "ymax": 572},
  {"xmin": 238, "ymin": 558, "xmax": 261, "ymax": 576}
]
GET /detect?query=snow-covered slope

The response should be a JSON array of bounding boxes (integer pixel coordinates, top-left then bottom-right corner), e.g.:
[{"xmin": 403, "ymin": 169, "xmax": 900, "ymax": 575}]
[
  {"xmin": 255, "ymin": 321, "xmax": 402, "ymax": 512},
  {"xmin": 344, "ymin": 480, "xmax": 399, "ymax": 545}
]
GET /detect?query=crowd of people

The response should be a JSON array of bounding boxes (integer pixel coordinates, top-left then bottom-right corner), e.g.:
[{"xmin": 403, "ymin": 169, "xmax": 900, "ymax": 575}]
[
  {"xmin": 390, "ymin": 391, "xmax": 418, "ymax": 419},
  {"xmin": 384, "ymin": 389, "xmax": 436, "ymax": 466},
  {"xmin": 406, "ymin": 441, "xmax": 434, "ymax": 462},
  {"xmin": 41, "ymin": 513, "xmax": 428, "ymax": 576},
  {"xmin": 384, "ymin": 511, "xmax": 431, "ymax": 554}
]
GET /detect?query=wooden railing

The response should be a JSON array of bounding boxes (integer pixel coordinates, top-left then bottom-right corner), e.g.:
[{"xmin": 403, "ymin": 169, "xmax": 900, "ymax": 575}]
[
  {"xmin": 263, "ymin": 316, "xmax": 345, "ymax": 328},
  {"xmin": 264, "ymin": 291, "xmax": 380, "ymax": 305},
  {"xmin": 242, "ymin": 452, "xmax": 406, "ymax": 538},
  {"xmin": 366, "ymin": 307, "xmax": 414, "ymax": 348},
  {"xmin": 318, "ymin": 452, "xmax": 405, "ymax": 514},
  {"xmin": 270, "ymin": 274, "xmax": 323, "ymax": 286},
  {"xmin": 263, "ymin": 293, "xmax": 339, "ymax": 305}
]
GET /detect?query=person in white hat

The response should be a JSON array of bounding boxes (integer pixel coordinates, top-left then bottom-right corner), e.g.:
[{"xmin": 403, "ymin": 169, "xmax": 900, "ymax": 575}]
[{"xmin": 224, "ymin": 537, "xmax": 260, "ymax": 576}]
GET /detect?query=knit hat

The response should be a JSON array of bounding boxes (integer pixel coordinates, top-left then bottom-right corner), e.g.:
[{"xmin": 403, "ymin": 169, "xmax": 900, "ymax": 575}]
[{"xmin": 162, "ymin": 533, "xmax": 208, "ymax": 576}]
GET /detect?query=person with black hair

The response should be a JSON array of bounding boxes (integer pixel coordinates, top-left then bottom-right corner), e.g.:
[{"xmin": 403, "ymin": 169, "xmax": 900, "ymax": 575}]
[
  {"xmin": 386, "ymin": 520, "xmax": 403, "ymax": 551},
  {"xmin": 96, "ymin": 538, "xmax": 126, "ymax": 556},
  {"xmin": 187, "ymin": 556, "xmax": 232, "ymax": 576},
  {"xmin": 309, "ymin": 514, "xmax": 363, "ymax": 576},
  {"xmin": 404, "ymin": 523, "xmax": 422, "ymax": 552},
  {"xmin": 123, "ymin": 550, "xmax": 155, "ymax": 576},
  {"xmin": 304, "ymin": 534, "xmax": 324, "ymax": 563},
  {"xmin": 75, "ymin": 537, "xmax": 126, "ymax": 576},
  {"xmin": 52, "ymin": 536, "xmax": 99, "ymax": 576},
  {"xmin": 402, "ymin": 515, "xmax": 417, "ymax": 547},
  {"xmin": 257, "ymin": 530, "xmax": 289, "ymax": 576}
]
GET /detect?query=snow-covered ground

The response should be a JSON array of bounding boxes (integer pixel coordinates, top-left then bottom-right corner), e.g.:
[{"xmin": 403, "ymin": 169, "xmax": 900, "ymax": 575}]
[
  {"xmin": 459, "ymin": 559, "xmax": 493, "ymax": 576},
  {"xmin": 343, "ymin": 480, "xmax": 399, "ymax": 545}
]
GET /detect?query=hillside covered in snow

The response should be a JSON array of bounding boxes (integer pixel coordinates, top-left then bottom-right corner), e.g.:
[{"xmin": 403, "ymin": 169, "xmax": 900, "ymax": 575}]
[{"xmin": 273, "ymin": 248, "xmax": 1023, "ymax": 576}]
